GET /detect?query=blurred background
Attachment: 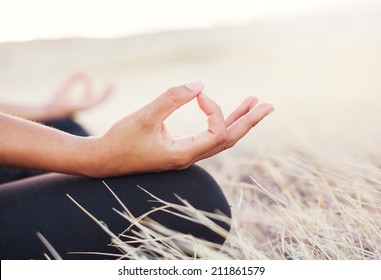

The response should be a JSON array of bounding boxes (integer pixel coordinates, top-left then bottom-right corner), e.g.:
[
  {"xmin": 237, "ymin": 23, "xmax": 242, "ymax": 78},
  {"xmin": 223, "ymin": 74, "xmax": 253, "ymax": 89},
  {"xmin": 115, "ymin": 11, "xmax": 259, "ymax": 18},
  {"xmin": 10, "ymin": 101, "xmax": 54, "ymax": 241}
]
[{"xmin": 0, "ymin": 0, "xmax": 380, "ymax": 160}]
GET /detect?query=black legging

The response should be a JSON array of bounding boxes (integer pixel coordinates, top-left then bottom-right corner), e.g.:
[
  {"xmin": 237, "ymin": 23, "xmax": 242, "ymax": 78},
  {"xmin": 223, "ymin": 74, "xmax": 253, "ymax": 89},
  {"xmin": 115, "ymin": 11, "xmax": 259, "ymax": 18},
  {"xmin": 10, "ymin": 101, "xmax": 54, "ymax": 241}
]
[{"xmin": 0, "ymin": 118, "xmax": 231, "ymax": 260}]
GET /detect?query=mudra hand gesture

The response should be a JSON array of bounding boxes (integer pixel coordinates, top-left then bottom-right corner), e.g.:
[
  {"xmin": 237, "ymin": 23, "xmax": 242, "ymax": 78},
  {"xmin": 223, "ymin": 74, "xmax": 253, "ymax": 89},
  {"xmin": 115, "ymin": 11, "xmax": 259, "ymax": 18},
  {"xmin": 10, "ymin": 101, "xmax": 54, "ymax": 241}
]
[
  {"xmin": 0, "ymin": 80, "xmax": 273, "ymax": 178},
  {"xmin": 89, "ymin": 81, "xmax": 274, "ymax": 177},
  {"xmin": 43, "ymin": 72, "xmax": 113, "ymax": 120}
]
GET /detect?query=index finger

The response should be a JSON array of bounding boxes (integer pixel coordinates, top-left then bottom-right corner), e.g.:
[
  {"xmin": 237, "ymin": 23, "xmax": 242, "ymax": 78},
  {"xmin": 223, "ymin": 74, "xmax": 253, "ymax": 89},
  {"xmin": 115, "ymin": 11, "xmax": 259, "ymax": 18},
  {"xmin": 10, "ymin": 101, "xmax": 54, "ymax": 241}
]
[
  {"xmin": 186, "ymin": 93, "xmax": 227, "ymax": 157},
  {"xmin": 192, "ymin": 102, "xmax": 274, "ymax": 163},
  {"xmin": 144, "ymin": 81, "xmax": 204, "ymax": 125}
]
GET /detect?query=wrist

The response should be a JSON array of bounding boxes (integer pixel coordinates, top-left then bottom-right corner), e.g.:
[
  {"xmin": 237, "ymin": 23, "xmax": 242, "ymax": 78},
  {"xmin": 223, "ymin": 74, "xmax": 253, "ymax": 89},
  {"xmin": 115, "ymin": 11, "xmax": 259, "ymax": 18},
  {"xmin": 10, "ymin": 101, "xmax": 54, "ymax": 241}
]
[{"xmin": 75, "ymin": 135, "xmax": 102, "ymax": 178}]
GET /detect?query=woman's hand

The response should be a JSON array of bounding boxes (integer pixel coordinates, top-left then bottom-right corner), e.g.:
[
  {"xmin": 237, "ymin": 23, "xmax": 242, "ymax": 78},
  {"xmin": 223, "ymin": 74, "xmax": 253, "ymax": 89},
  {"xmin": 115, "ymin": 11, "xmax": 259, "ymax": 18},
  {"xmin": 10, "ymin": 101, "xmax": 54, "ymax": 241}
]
[
  {"xmin": 0, "ymin": 73, "xmax": 113, "ymax": 122},
  {"xmin": 88, "ymin": 81, "xmax": 274, "ymax": 177},
  {"xmin": 43, "ymin": 72, "xmax": 113, "ymax": 120}
]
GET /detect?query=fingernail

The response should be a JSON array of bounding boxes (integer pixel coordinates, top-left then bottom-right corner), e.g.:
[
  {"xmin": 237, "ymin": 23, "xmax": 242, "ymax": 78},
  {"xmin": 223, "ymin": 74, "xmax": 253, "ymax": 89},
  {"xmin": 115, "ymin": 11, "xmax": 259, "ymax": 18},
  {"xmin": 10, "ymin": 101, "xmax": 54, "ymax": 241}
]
[{"xmin": 185, "ymin": 80, "xmax": 203, "ymax": 91}]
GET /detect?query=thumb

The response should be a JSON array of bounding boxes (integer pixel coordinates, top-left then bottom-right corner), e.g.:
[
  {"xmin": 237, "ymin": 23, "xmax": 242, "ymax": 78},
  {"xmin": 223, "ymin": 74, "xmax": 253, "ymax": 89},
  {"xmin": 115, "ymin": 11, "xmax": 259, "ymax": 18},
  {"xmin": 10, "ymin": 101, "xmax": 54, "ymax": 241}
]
[{"xmin": 145, "ymin": 81, "xmax": 204, "ymax": 123}]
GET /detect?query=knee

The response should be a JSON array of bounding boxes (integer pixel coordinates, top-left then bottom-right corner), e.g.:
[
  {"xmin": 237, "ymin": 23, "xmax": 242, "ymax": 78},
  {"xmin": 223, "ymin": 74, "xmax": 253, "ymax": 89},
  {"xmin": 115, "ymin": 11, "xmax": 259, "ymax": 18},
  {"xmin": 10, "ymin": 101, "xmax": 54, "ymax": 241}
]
[
  {"xmin": 106, "ymin": 164, "xmax": 232, "ymax": 246},
  {"xmin": 179, "ymin": 164, "xmax": 232, "ymax": 244},
  {"xmin": 141, "ymin": 164, "xmax": 232, "ymax": 245},
  {"xmin": 182, "ymin": 165, "xmax": 232, "ymax": 220}
]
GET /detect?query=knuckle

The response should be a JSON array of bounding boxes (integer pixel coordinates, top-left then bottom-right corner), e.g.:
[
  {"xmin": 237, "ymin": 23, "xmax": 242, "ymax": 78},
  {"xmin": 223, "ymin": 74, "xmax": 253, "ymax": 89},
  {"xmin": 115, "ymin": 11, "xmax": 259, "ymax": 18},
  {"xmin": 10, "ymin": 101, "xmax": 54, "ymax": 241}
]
[
  {"xmin": 165, "ymin": 87, "xmax": 181, "ymax": 105},
  {"xmin": 136, "ymin": 111, "xmax": 153, "ymax": 129},
  {"xmin": 213, "ymin": 130, "xmax": 228, "ymax": 145},
  {"xmin": 224, "ymin": 138, "xmax": 236, "ymax": 150}
]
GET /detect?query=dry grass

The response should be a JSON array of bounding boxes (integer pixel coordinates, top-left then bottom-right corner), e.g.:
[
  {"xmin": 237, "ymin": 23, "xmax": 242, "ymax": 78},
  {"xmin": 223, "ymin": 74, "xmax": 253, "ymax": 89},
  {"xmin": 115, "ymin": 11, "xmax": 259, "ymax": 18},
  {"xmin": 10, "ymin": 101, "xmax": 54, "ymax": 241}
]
[
  {"xmin": 217, "ymin": 147, "xmax": 381, "ymax": 260},
  {"xmin": 60, "ymin": 145, "xmax": 380, "ymax": 260}
]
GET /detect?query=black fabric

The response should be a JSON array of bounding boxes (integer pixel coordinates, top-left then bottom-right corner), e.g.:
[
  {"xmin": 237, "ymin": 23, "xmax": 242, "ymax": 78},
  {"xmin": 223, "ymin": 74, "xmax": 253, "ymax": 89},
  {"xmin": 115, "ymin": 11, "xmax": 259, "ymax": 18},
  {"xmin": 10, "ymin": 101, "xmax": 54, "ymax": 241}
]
[{"xmin": 0, "ymin": 166, "xmax": 231, "ymax": 259}]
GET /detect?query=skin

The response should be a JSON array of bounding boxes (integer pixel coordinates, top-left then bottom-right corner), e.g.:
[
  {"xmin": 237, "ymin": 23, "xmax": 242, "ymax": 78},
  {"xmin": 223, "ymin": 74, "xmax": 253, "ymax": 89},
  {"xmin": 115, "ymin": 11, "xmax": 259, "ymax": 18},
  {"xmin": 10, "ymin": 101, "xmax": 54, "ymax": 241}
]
[
  {"xmin": 0, "ymin": 79, "xmax": 274, "ymax": 178},
  {"xmin": 0, "ymin": 73, "xmax": 113, "ymax": 121}
]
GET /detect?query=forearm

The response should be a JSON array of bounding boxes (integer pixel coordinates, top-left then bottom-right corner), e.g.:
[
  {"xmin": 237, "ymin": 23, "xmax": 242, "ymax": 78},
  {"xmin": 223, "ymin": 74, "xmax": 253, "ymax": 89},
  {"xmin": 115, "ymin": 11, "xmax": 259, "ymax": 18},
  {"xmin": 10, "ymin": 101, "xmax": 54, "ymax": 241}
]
[{"xmin": 0, "ymin": 113, "xmax": 93, "ymax": 176}]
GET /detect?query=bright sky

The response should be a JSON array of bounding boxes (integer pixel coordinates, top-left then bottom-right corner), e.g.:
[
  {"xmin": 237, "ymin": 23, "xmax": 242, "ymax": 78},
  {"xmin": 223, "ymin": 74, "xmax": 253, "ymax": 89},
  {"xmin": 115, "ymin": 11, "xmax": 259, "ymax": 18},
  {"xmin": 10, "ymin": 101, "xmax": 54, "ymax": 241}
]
[{"xmin": 0, "ymin": 0, "xmax": 377, "ymax": 43}]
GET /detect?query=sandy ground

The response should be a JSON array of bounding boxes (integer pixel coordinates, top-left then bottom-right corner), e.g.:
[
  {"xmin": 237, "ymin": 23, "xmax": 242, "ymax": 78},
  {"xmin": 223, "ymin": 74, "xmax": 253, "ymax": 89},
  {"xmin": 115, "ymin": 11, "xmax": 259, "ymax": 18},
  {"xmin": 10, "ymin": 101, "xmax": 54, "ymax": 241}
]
[{"xmin": 1, "ymin": 4, "xmax": 380, "ymax": 177}]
